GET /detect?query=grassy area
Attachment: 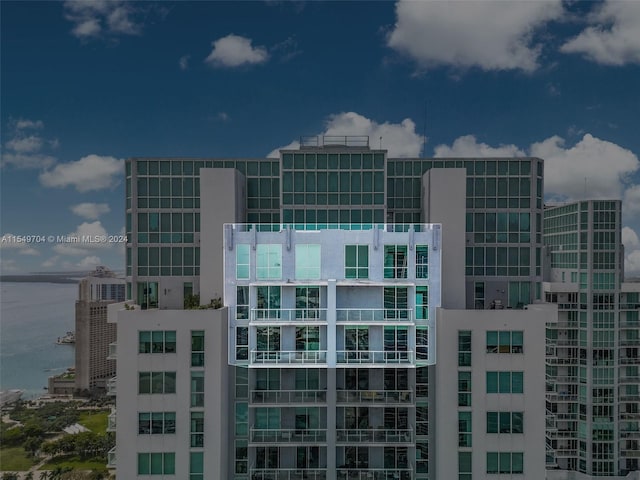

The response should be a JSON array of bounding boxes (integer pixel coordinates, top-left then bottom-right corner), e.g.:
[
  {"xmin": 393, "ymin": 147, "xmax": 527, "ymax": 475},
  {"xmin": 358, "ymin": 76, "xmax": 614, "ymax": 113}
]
[
  {"xmin": 0, "ymin": 446, "xmax": 36, "ymax": 471},
  {"xmin": 40, "ymin": 454, "xmax": 108, "ymax": 472},
  {"xmin": 78, "ymin": 411, "xmax": 108, "ymax": 433}
]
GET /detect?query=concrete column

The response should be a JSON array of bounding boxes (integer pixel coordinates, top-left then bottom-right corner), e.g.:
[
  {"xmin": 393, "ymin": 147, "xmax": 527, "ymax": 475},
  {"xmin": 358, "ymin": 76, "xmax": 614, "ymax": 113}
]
[{"xmin": 326, "ymin": 279, "xmax": 337, "ymax": 478}]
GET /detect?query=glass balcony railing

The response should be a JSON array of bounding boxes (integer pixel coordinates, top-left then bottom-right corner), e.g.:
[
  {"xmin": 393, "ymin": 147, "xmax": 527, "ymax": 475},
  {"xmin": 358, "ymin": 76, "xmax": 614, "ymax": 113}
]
[
  {"xmin": 250, "ymin": 468, "xmax": 327, "ymax": 480},
  {"xmin": 251, "ymin": 309, "xmax": 327, "ymax": 322},
  {"xmin": 251, "ymin": 389, "xmax": 327, "ymax": 404},
  {"xmin": 107, "ymin": 410, "xmax": 116, "ymax": 432},
  {"xmin": 336, "ymin": 351, "xmax": 414, "ymax": 365},
  {"xmin": 620, "ymin": 357, "xmax": 640, "ymax": 365},
  {"xmin": 107, "ymin": 447, "xmax": 116, "ymax": 468},
  {"xmin": 107, "ymin": 342, "xmax": 117, "ymax": 360},
  {"xmin": 336, "ymin": 428, "xmax": 413, "ymax": 444},
  {"xmin": 336, "ymin": 468, "xmax": 413, "ymax": 480},
  {"xmin": 620, "ymin": 376, "xmax": 640, "ymax": 384},
  {"xmin": 336, "ymin": 390, "xmax": 413, "ymax": 404},
  {"xmin": 107, "ymin": 376, "xmax": 117, "ymax": 396},
  {"xmin": 250, "ymin": 428, "xmax": 327, "ymax": 444},
  {"xmin": 336, "ymin": 309, "xmax": 413, "ymax": 323},
  {"xmin": 251, "ymin": 350, "xmax": 327, "ymax": 365}
]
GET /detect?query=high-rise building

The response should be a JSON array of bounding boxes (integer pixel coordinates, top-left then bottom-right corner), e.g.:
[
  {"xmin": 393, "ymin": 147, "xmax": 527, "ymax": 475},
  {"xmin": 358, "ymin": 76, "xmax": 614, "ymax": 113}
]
[
  {"xmin": 544, "ymin": 200, "xmax": 640, "ymax": 478},
  {"xmin": 75, "ymin": 265, "xmax": 125, "ymax": 392},
  {"xmin": 107, "ymin": 137, "xmax": 640, "ymax": 479}
]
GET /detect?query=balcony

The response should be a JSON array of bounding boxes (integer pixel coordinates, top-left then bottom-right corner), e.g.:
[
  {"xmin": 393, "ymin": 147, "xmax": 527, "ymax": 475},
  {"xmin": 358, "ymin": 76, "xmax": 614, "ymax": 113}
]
[
  {"xmin": 620, "ymin": 339, "xmax": 640, "ymax": 346},
  {"xmin": 336, "ymin": 309, "xmax": 414, "ymax": 323},
  {"xmin": 620, "ymin": 430, "xmax": 640, "ymax": 439},
  {"xmin": 555, "ymin": 449, "xmax": 577, "ymax": 458},
  {"xmin": 107, "ymin": 410, "xmax": 116, "ymax": 432},
  {"xmin": 107, "ymin": 447, "xmax": 116, "ymax": 468},
  {"xmin": 107, "ymin": 342, "xmax": 117, "ymax": 360},
  {"xmin": 620, "ymin": 450, "xmax": 640, "ymax": 458},
  {"xmin": 251, "ymin": 389, "xmax": 327, "ymax": 404},
  {"xmin": 620, "ymin": 357, "xmax": 640, "ymax": 365},
  {"xmin": 556, "ymin": 339, "xmax": 580, "ymax": 346},
  {"xmin": 336, "ymin": 428, "xmax": 413, "ymax": 444},
  {"xmin": 336, "ymin": 390, "xmax": 413, "ymax": 404},
  {"xmin": 620, "ymin": 412, "xmax": 640, "ymax": 420},
  {"xmin": 251, "ymin": 350, "xmax": 327, "ymax": 366},
  {"xmin": 620, "ymin": 394, "xmax": 640, "ymax": 402},
  {"xmin": 107, "ymin": 376, "xmax": 117, "ymax": 396},
  {"xmin": 336, "ymin": 351, "xmax": 414, "ymax": 366},
  {"xmin": 250, "ymin": 428, "xmax": 327, "ymax": 444},
  {"xmin": 250, "ymin": 468, "xmax": 327, "ymax": 480},
  {"xmin": 251, "ymin": 309, "xmax": 328, "ymax": 324},
  {"xmin": 546, "ymin": 392, "xmax": 578, "ymax": 402},
  {"xmin": 620, "ymin": 376, "xmax": 640, "ymax": 384},
  {"xmin": 337, "ymin": 468, "xmax": 413, "ymax": 480},
  {"xmin": 619, "ymin": 320, "xmax": 640, "ymax": 328}
]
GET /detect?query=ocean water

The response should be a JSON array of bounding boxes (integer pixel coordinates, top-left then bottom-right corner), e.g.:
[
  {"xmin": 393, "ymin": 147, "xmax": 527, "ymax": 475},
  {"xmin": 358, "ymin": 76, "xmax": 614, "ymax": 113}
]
[{"xmin": 0, "ymin": 282, "xmax": 77, "ymax": 398}]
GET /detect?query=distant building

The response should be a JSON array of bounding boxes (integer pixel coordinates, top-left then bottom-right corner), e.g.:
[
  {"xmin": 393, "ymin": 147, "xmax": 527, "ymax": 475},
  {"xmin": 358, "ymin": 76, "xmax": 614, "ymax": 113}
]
[
  {"xmin": 75, "ymin": 266, "xmax": 125, "ymax": 392},
  {"xmin": 544, "ymin": 201, "xmax": 640, "ymax": 479}
]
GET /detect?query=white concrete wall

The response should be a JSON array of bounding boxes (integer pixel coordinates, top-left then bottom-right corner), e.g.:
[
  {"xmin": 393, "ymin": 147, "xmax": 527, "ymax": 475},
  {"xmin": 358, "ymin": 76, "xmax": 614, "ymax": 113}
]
[
  {"xmin": 422, "ymin": 168, "xmax": 466, "ymax": 309},
  {"xmin": 435, "ymin": 304, "xmax": 557, "ymax": 479},
  {"xmin": 200, "ymin": 168, "xmax": 246, "ymax": 306},
  {"xmin": 114, "ymin": 307, "xmax": 229, "ymax": 479}
]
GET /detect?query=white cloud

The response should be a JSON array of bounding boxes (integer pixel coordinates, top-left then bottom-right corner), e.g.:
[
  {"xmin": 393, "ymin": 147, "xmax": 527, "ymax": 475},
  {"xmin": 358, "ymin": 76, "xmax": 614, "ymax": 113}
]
[
  {"xmin": 434, "ymin": 135, "xmax": 525, "ymax": 157},
  {"xmin": 623, "ymin": 226, "xmax": 640, "ymax": 249},
  {"xmin": 179, "ymin": 54, "xmax": 190, "ymax": 70},
  {"xmin": 623, "ymin": 185, "xmax": 640, "ymax": 218},
  {"xmin": 623, "ymin": 227, "xmax": 640, "ymax": 276},
  {"xmin": 205, "ymin": 34, "xmax": 269, "ymax": 68},
  {"xmin": 560, "ymin": 1, "xmax": 640, "ymax": 66},
  {"xmin": 0, "ymin": 234, "xmax": 40, "ymax": 256},
  {"xmin": 387, "ymin": 0, "xmax": 564, "ymax": 72},
  {"xmin": 63, "ymin": 0, "xmax": 142, "ymax": 39},
  {"xmin": 76, "ymin": 255, "xmax": 102, "ymax": 269},
  {"xmin": 269, "ymin": 112, "xmax": 424, "ymax": 158},
  {"xmin": 16, "ymin": 119, "xmax": 44, "ymax": 130},
  {"xmin": 41, "ymin": 256, "xmax": 60, "ymax": 268},
  {"xmin": 6, "ymin": 135, "xmax": 44, "ymax": 153},
  {"xmin": 70, "ymin": 203, "xmax": 111, "ymax": 220},
  {"xmin": 40, "ymin": 154, "xmax": 124, "ymax": 192},
  {"xmin": 1, "ymin": 152, "xmax": 56, "ymax": 170},
  {"xmin": 2, "ymin": 119, "xmax": 57, "ymax": 170},
  {"xmin": 532, "ymin": 134, "xmax": 639, "ymax": 201},
  {"xmin": 52, "ymin": 221, "xmax": 116, "ymax": 256}
]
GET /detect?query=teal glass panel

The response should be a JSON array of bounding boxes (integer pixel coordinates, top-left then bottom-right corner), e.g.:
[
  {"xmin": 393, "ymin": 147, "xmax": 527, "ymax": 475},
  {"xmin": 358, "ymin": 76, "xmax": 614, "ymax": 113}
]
[
  {"xmin": 487, "ymin": 453, "xmax": 498, "ymax": 474},
  {"xmin": 512, "ymin": 372, "xmax": 524, "ymax": 393},
  {"xmin": 486, "ymin": 372, "xmax": 498, "ymax": 393},
  {"xmin": 236, "ymin": 244, "xmax": 250, "ymax": 279},
  {"xmin": 256, "ymin": 244, "xmax": 282, "ymax": 280},
  {"xmin": 190, "ymin": 452, "xmax": 204, "ymax": 474},
  {"xmin": 295, "ymin": 244, "xmax": 321, "ymax": 279},
  {"xmin": 138, "ymin": 454, "xmax": 150, "ymax": 474}
]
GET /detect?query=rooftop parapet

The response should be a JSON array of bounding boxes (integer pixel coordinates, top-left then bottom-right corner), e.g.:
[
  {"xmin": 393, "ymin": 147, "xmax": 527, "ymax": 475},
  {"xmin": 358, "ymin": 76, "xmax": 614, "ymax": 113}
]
[{"xmin": 297, "ymin": 135, "xmax": 371, "ymax": 150}]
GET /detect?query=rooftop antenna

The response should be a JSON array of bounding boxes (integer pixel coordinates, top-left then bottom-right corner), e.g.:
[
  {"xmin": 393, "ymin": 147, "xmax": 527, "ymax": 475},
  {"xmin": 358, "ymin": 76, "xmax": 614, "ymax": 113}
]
[
  {"xmin": 379, "ymin": 136, "xmax": 382, "ymax": 149},
  {"xmin": 422, "ymin": 101, "xmax": 427, "ymax": 158}
]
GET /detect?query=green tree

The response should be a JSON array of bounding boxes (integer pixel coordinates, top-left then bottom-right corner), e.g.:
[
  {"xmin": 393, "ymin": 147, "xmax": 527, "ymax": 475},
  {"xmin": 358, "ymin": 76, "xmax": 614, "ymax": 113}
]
[{"xmin": 24, "ymin": 435, "xmax": 43, "ymax": 457}]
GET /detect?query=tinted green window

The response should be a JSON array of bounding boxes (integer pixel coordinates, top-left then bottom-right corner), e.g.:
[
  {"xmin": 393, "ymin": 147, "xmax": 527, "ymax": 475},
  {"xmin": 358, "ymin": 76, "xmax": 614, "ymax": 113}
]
[
  {"xmin": 256, "ymin": 244, "xmax": 282, "ymax": 280},
  {"xmin": 345, "ymin": 245, "xmax": 368, "ymax": 279},
  {"xmin": 236, "ymin": 244, "xmax": 250, "ymax": 279},
  {"xmin": 295, "ymin": 244, "xmax": 321, "ymax": 279}
]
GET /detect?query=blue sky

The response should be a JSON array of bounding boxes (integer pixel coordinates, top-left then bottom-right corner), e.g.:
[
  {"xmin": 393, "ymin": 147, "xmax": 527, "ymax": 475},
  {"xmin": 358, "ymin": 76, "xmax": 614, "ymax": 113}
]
[{"xmin": 2, "ymin": 0, "xmax": 640, "ymax": 276}]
